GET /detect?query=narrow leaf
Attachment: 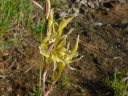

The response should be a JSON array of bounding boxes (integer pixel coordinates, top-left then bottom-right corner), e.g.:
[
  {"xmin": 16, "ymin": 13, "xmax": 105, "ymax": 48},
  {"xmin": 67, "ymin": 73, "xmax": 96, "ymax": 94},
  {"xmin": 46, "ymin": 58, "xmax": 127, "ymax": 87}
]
[{"xmin": 30, "ymin": 0, "xmax": 43, "ymax": 10}]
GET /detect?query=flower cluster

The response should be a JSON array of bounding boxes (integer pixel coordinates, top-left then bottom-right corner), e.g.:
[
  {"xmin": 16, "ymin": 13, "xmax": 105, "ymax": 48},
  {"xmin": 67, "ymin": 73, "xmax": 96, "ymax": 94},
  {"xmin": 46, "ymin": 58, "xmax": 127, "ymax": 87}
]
[
  {"xmin": 31, "ymin": 0, "xmax": 82, "ymax": 95},
  {"xmin": 39, "ymin": 8, "xmax": 82, "ymax": 83}
]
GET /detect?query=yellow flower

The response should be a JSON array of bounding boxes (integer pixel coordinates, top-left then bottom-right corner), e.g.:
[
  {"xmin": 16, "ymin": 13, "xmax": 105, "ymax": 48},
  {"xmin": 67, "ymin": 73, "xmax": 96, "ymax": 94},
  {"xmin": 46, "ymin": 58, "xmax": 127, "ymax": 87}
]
[
  {"xmin": 39, "ymin": 8, "xmax": 78, "ymax": 62},
  {"xmin": 39, "ymin": 8, "xmax": 82, "ymax": 82},
  {"xmin": 50, "ymin": 35, "xmax": 83, "ymax": 82}
]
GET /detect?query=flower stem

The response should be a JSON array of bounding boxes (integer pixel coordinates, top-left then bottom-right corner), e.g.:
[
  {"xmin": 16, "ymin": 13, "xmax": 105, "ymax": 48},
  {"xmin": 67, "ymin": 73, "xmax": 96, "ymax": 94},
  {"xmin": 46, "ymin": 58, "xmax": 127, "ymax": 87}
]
[{"xmin": 40, "ymin": 69, "xmax": 47, "ymax": 96}]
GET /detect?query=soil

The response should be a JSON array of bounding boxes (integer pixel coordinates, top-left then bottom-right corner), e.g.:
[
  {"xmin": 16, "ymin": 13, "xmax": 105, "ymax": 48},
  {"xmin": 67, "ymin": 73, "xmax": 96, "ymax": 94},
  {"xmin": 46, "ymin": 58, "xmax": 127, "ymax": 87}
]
[{"xmin": 0, "ymin": 0, "xmax": 128, "ymax": 96}]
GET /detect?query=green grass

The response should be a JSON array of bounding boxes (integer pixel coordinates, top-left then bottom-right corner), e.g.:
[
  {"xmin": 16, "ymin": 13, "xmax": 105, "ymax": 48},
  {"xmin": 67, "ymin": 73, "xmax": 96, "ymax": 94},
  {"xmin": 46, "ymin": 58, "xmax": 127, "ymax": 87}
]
[
  {"xmin": 0, "ymin": 0, "xmax": 45, "ymax": 52},
  {"xmin": 60, "ymin": 73, "xmax": 72, "ymax": 86},
  {"xmin": 50, "ymin": 0, "xmax": 68, "ymax": 9},
  {"xmin": 104, "ymin": 72, "xmax": 128, "ymax": 96},
  {"xmin": 0, "ymin": 0, "xmax": 45, "ymax": 37},
  {"xmin": 0, "ymin": 37, "xmax": 19, "ymax": 50},
  {"xmin": 29, "ymin": 87, "xmax": 41, "ymax": 96}
]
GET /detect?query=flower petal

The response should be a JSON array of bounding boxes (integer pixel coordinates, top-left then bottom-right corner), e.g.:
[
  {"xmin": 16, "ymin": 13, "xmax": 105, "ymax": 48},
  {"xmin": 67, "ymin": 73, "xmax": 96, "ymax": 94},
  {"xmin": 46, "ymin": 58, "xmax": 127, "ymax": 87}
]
[
  {"xmin": 48, "ymin": 9, "xmax": 54, "ymax": 33},
  {"xmin": 57, "ymin": 16, "xmax": 75, "ymax": 36},
  {"xmin": 54, "ymin": 36, "xmax": 66, "ymax": 48},
  {"xmin": 70, "ymin": 35, "xmax": 79, "ymax": 54}
]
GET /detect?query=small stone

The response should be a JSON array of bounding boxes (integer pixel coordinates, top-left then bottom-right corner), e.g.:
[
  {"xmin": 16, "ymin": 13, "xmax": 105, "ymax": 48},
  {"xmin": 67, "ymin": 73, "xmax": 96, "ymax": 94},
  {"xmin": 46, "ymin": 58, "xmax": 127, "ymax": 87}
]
[
  {"xmin": 7, "ymin": 86, "xmax": 12, "ymax": 92},
  {"xmin": 76, "ymin": 0, "xmax": 80, "ymax": 3},
  {"xmin": 92, "ymin": 22, "xmax": 103, "ymax": 26},
  {"xmin": 81, "ymin": 0, "xmax": 87, "ymax": 4},
  {"xmin": 88, "ymin": 1, "xmax": 95, "ymax": 8},
  {"xmin": 94, "ymin": 57, "xmax": 104, "ymax": 65},
  {"xmin": 1, "ymin": 88, "xmax": 4, "ymax": 91},
  {"xmin": 121, "ymin": 19, "xmax": 127, "ymax": 24},
  {"xmin": 59, "ymin": 12, "xmax": 67, "ymax": 17},
  {"xmin": 13, "ymin": 33, "xmax": 18, "ymax": 38}
]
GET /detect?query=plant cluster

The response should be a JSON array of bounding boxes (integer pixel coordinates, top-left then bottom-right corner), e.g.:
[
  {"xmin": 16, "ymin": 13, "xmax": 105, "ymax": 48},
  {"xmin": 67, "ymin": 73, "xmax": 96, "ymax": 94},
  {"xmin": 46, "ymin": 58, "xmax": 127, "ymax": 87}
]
[
  {"xmin": 31, "ymin": 0, "xmax": 82, "ymax": 96},
  {"xmin": 105, "ymin": 72, "xmax": 128, "ymax": 96}
]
